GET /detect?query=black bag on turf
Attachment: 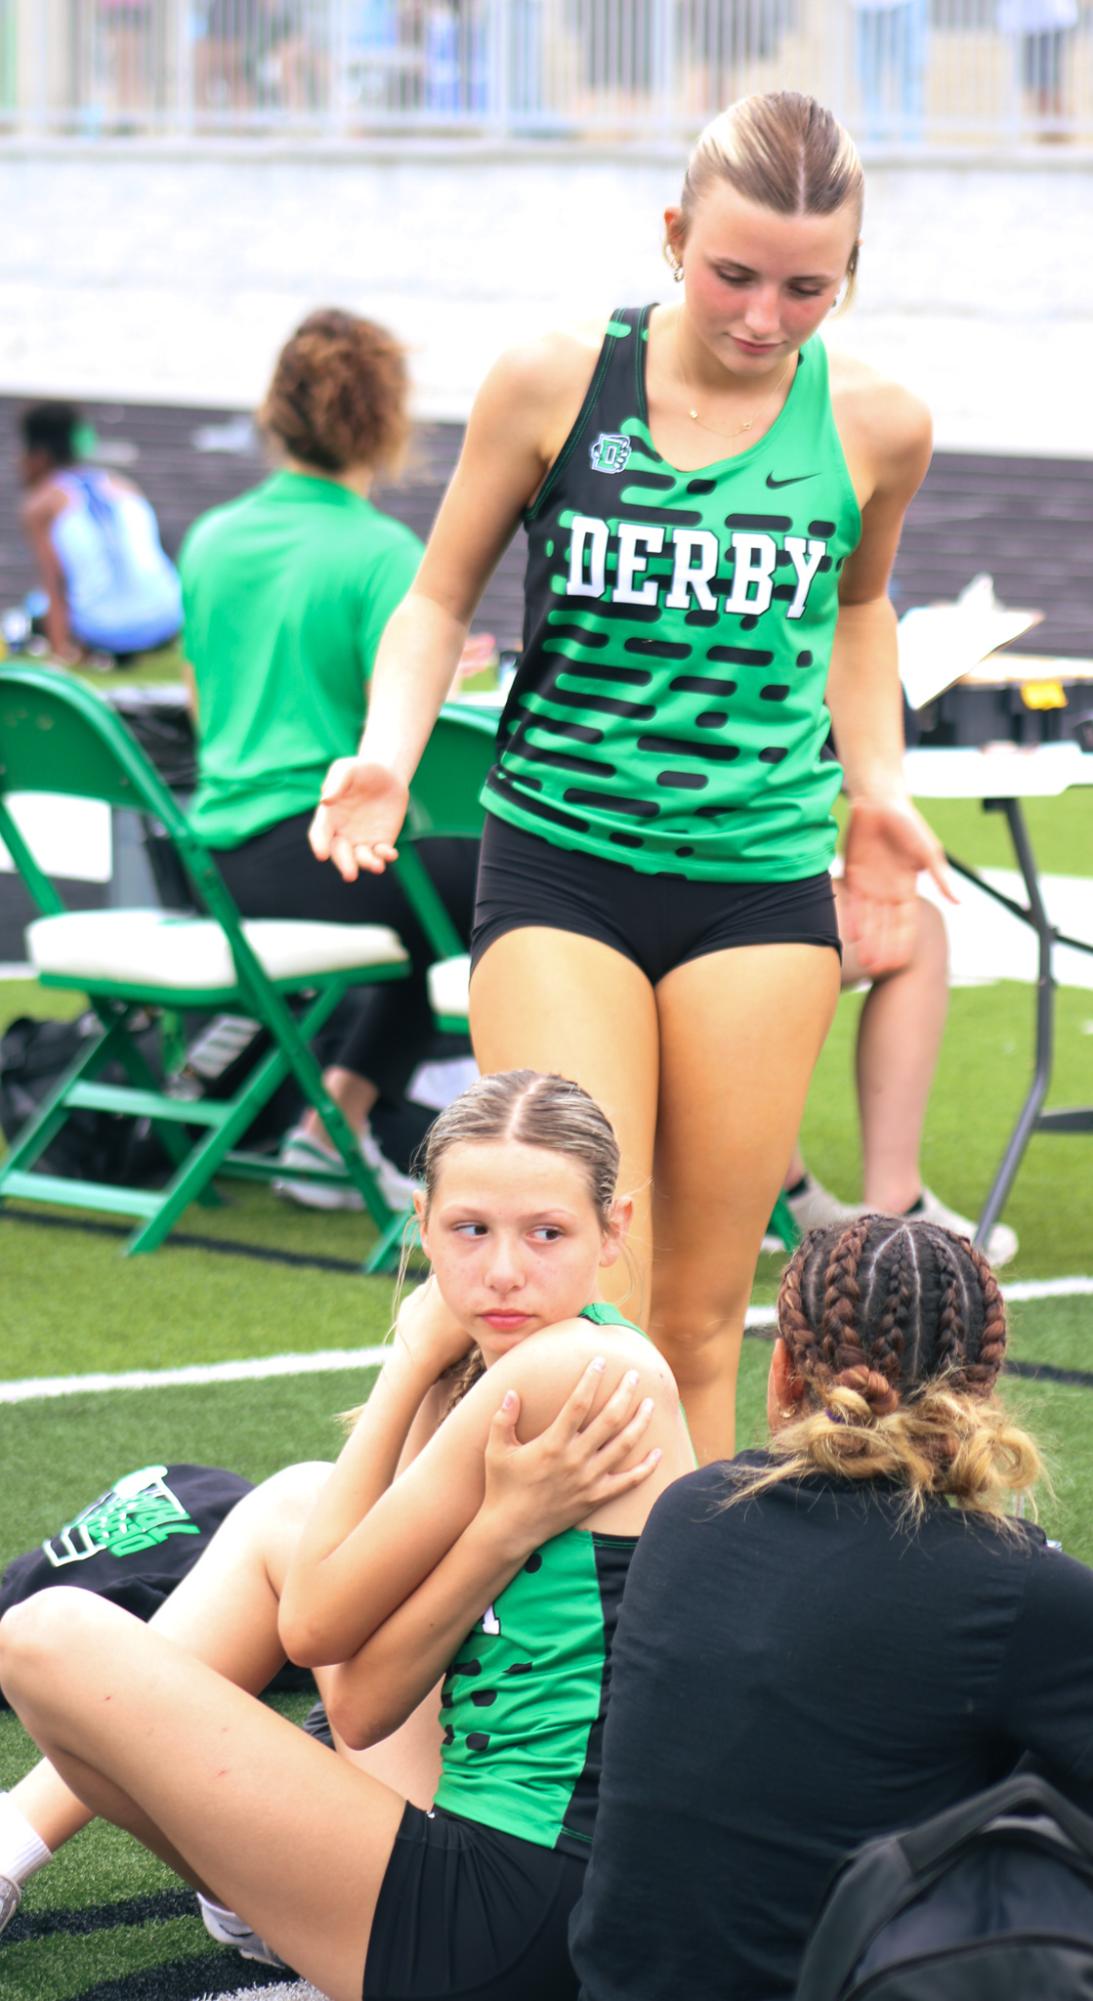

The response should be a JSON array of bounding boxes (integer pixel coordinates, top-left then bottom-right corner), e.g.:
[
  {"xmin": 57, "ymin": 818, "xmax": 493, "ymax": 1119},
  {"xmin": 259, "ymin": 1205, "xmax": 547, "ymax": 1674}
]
[
  {"xmin": 794, "ymin": 1772, "xmax": 1093, "ymax": 2001},
  {"xmin": 0, "ymin": 1463, "xmax": 312, "ymax": 1707},
  {"xmin": 0, "ymin": 1011, "xmax": 171, "ymax": 1185},
  {"xmin": 0, "ymin": 1463, "xmax": 252, "ymax": 1709},
  {"xmin": 0, "ymin": 1463, "xmax": 252, "ymax": 1624},
  {"xmin": 0, "ymin": 1011, "xmax": 295, "ymax": 1180}
]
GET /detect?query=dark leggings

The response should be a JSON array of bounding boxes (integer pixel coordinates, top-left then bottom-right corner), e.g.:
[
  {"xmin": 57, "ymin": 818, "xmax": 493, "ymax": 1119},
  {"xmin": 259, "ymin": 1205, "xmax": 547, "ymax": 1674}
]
[{"xmin": 212, "ymin": 814, "xmax": 478, "ymax": 1102}]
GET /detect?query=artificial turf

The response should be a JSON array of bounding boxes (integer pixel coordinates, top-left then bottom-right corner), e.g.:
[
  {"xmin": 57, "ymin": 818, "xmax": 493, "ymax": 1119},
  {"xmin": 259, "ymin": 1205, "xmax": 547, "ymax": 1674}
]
[{"xmin": 0, "ymin": 776, "xmax": 1090, "ymax": 1999}]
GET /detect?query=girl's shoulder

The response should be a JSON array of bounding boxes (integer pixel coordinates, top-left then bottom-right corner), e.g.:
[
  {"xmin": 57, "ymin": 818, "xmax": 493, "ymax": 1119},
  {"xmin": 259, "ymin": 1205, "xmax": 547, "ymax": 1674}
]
[
  {"xmin": 827, "ymin": 344, "xmax": 932, "ymax": 498},
  {"xmin": 472, "ymin": 320, "xmax": 610, "ymax": 444},
  {"xmin": 493, "ymin": 1315, "xmax": 679, "ymax": 1415}
]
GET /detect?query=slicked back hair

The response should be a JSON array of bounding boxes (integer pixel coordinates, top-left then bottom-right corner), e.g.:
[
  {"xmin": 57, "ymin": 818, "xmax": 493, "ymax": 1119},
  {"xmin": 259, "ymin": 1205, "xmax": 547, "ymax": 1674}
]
[
  {"xmin": 675, "ymin": 90, "xmax": 863, "ymax": 302},
  {"xmin": 421, "ymin": 1070, "xmax": 621, "ymax": 1412}
]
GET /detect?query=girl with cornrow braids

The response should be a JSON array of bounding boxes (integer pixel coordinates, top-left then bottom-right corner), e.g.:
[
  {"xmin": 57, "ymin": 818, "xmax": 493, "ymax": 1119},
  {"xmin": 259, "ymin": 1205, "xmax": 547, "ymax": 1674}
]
[{"xmin": 571, "ymin": 1216, "xmax": 1093, "ymax": 2001}]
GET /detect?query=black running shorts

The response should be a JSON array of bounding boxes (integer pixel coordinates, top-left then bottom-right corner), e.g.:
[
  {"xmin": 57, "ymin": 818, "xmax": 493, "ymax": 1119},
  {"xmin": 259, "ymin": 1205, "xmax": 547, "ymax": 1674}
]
[
  {"xmin": 364, "ymin": 1802, "xmax": 586, "ymax": 2001},
  {"xmin": 470, "ymin": 813, "xmax": 840, "ymax": 985}
]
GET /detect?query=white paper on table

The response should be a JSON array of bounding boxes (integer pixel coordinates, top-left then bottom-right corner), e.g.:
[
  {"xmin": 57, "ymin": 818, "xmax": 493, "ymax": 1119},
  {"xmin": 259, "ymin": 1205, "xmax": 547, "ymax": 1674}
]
[{"xmin": 898, "ymin": 574, "xmax": 1043, "ymax": 711}]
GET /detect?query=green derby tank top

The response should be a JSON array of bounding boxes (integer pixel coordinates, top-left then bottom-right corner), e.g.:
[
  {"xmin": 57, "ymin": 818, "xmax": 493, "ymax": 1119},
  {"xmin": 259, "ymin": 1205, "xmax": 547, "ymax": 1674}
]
[{"xmin": 484, "ymin": 305, "xmax": 861, "ymax": 880}]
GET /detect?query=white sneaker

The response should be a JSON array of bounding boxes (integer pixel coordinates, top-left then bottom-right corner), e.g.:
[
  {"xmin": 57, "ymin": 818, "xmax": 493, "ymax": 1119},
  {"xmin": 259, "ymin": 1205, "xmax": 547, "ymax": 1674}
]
[
  {"xmin": 359, "ymin": 1124, "xmax": 418, "ymax": 1209},
  {"xmin": 197, "ymin": 1893, "xmax": 286, "ymax": 1969},
  {"xmin": 761, "ymin": 1175, "xmax": 857, "ymax": 1252},
  {"xmin": 0, "ymin": 1873, "xmax": 20, "ymax": 1938},
  {"xmin": 907, "ymin": 1187, "xmax": 1019, "ymax": 1270},
  {"xmin": 274, "ymin": 1125, "xmax": 417, "ymax": 1213}
]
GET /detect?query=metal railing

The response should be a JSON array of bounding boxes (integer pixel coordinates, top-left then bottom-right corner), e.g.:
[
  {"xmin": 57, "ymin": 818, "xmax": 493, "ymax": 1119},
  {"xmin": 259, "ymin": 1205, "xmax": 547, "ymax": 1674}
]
[{"xmin": 4, "ymin": 1, "xmax": 1091, "ymax": 146}]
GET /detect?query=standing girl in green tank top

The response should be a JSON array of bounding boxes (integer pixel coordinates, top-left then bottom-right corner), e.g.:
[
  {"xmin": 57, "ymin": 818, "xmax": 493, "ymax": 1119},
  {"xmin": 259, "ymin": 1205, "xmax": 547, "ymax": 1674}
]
[{"xmin": 309, "ymin": 91, "xmax": 953, "ymax": 1468}]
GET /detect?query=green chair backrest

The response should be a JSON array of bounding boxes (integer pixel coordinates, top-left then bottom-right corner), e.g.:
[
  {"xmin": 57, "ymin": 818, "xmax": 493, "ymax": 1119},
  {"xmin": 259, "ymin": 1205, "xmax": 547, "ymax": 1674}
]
[
  {"xmin": 408, "ymin": 704, "xmax": 497, "ymax": 841},
  {"xmin": 0, "ymin": 663, "xmax": 259, "ymax": 966},
  {"xmin": 394, "ymin": 702, "xmax": 498, "ymax": 964},
  {"xmin": 0, "ymin": 662, "xmax": 189, "ymax": 821}
]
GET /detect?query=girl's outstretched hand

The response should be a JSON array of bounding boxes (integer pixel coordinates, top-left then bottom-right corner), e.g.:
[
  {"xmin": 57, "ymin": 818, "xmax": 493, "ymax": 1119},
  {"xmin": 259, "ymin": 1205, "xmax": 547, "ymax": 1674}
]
[
  {"xmin": 392, "ymin": 1276, "xmax": 475, "ymax": 1383},
  {"xmin": 308, "ymin": 758, "xmax": 409, "ymax": 882},
  {"xmin": 841, "ymin": 797, "xmax": 956, "ymax": 974},
  {"xmin": 482, "ymin": 1360, "xmax": 662, "ymax": 1554}
]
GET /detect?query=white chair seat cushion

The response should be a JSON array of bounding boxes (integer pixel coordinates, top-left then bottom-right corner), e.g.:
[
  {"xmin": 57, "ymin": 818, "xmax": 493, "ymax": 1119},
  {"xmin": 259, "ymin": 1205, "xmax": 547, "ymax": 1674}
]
[
  {"xmin": 428, "ymin": 953, "xmax": 470, "ymax": 1021},
  {"xmin": 27, "ymin": 908, "xmax": 409, "ymax": 989}
]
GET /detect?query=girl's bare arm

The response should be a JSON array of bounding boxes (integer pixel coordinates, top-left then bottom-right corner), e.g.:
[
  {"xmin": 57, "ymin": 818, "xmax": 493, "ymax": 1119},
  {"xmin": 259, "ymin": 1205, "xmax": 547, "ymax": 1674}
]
[{"xmin": 309, "ymin": 334, "xmax": 597, "ymax": 880}]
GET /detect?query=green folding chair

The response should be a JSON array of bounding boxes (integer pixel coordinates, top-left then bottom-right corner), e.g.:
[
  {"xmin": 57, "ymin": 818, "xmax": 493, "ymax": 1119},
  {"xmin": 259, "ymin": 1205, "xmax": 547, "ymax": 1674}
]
[{"xmin": 0, "ymin": 660, "xmax": 416, "ymax": 1267}]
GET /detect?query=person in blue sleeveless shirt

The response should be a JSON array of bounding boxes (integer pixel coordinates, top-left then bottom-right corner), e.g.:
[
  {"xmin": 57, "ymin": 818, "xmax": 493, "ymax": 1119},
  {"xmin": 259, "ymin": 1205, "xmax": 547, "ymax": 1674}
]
[
  {"xmin": 18, "ymin": 401, "xmax": 181, "ymax": 663},
  {"xmin": 1, "ymin": 1071, "xmax": 693, "ymax": 2001},
  {"xmin": 307, "ymin": 90, "xmax": 954, "ymax": 1468}
]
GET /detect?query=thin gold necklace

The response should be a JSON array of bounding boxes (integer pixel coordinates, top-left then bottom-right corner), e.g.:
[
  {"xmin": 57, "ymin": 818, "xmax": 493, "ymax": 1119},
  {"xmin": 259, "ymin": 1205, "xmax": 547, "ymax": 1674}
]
[{"xmin": 676, "ymin": 328, "xmax": 795, "ymax": 444}]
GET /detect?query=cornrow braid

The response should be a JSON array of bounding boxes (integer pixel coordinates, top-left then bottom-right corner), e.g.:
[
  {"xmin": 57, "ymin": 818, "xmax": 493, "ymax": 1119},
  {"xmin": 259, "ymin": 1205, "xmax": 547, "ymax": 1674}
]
[
  {"xmin": 778, "ymin": 1241, "xmax": 824, "ymax": 1380},
  {"xmin": 819, "ymin": 1214, "xmax": 873, "ymax": 1375},
  {"xmin": 866, "ymin": 1222, "xmax": 915, "ymax": 1395},
  {"xmin": 962, "ymin": 1239, "xmax": 1009, "ymax": 1392},
  {"xmin": 930, "ymin": 1227, "xmax": 971, "ymax": 1382}
]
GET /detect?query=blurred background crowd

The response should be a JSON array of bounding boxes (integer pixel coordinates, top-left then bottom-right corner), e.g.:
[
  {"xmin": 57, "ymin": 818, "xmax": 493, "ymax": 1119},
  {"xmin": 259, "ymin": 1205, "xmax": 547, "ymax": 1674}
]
[{"xmin": 1, "ymin": 0, "xmax": 1090, "ymax": 146}]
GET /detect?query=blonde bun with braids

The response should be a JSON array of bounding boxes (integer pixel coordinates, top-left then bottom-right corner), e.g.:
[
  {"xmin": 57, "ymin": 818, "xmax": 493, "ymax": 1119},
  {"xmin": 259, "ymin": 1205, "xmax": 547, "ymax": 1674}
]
[{"xmin": 730, "ymin": 1216, "xmax": 1043, "ymax": 1528}]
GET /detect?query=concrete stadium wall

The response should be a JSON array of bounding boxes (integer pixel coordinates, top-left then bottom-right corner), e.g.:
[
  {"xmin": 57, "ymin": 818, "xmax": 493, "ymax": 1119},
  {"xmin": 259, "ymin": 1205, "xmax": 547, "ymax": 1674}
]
[{"xmin": 1, "ymin": 142, "xmax": 1090, "ymax": 454}]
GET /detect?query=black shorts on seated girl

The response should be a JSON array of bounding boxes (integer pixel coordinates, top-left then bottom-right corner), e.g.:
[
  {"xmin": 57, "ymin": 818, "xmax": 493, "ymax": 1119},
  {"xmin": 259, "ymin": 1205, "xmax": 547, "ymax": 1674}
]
[
  {"xmin": 365, "ymin": 1804, "xmax": 586, "ymax": 2000},
  {"xmin": 471, "ymin": 813, "xmax": 840, "ymax": 984},
  {"xmin": 362, "ymin": 1299, "xmax": 639, "ymax": 2001}
]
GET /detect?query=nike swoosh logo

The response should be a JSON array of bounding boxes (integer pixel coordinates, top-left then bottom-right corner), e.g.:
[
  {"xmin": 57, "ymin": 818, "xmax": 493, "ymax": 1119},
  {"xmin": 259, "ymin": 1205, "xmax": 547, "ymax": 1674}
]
[{"xmin": 765, "ymin": 472, "xmax": 819, "ymax": 489}]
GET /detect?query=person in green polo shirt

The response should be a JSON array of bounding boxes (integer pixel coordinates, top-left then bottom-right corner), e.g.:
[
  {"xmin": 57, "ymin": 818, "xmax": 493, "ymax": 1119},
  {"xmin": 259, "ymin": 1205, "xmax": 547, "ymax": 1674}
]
[{"xmin": 180, "ymin": 307, "xmax": 479, "ymax": 1206}]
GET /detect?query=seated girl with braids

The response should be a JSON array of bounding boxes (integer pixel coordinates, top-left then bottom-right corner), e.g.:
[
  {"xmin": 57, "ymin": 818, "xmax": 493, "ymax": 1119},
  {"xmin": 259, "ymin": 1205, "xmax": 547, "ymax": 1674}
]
[
  {"xmin": 0, "ymin": 1071, "xmax": 694, "ymax": 2001},
  {"xmin": 570, "ymin": 1215, "xmax": 1093, "ymax": 2001}
]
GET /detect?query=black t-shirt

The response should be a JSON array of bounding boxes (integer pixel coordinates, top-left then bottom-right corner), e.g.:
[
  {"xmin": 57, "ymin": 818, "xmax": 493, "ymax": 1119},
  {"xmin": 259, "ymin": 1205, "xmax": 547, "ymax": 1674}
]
[{"xmin": 570, "ymin": 1452, "xmax": 1093, "ymax": 2001}]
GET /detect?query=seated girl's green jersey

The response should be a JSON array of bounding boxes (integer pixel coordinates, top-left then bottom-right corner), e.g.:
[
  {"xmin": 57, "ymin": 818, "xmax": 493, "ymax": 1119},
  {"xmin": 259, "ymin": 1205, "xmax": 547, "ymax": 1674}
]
[{"xmin": 435, "ymin": 1301, "xmax": 645, "ymax": 1857}]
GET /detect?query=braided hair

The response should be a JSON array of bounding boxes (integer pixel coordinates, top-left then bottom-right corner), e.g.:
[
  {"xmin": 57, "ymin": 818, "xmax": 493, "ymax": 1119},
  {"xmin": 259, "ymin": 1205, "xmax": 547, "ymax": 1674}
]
[{"xmin": 732, "ymin": 1216, "xmax": 1041, "ymax": 1526}]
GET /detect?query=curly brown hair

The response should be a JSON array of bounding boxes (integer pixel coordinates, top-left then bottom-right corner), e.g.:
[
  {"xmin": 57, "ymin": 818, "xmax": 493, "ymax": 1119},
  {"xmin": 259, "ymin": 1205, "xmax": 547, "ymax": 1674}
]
[
  {"xmin": 258, "ymin": 306, "xmax": 410, "ymax": 475},
  {"xmin": 729, "ymin": 1216, "xmax": 1041, "ymax": 1526}
]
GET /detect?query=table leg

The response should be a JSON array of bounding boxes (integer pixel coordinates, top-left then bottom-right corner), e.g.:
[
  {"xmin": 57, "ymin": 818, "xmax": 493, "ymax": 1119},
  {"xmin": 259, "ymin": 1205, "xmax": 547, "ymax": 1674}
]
[{"xmin": 973, "ymin": 799, "xmax": 1054, "ymax": 1252}]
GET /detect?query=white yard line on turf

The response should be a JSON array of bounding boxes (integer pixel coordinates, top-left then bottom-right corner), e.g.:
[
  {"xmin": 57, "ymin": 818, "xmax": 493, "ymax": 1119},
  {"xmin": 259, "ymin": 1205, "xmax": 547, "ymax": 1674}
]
[
  {"xmin": 0, "ymin": 1343, "xmax": 394, "ymax": 1404},
  {"xmin": 197, "ymin": 1985, "xmax": 325, "ymax": 2001},
  {"xmin": 2, "ymin": 1282, "xmax": 1090, "ymax": 1404},
  {"xmin": 1002, "ymin": 1277, "xmax": 1093, "ymax": 1302}
]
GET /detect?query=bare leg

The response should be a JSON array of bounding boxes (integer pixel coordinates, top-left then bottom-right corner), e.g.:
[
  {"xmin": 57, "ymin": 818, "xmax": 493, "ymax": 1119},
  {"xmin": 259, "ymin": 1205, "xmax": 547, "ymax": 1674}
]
[
  {"xmin": 781, "ymin": 888, "xmax": 948, "ymax": 1206},
  {"xmin": 470, "ymin": 928, "xmax": 660, "ymax": 1325},
  {"xmin": 844, "ymin": 891, "xmax": 949, "ymax": 1214},
  {"xmin": 652, "ymin": 944, "xmax": 841, "ymax": 1464},
  {"xmin": 0, "ymin": 1591, "xmax": 402, "ymax": 2001},
  {"xmin": 300, "ymin": 1064, "xmax": 379, "ymax": 1147}
]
